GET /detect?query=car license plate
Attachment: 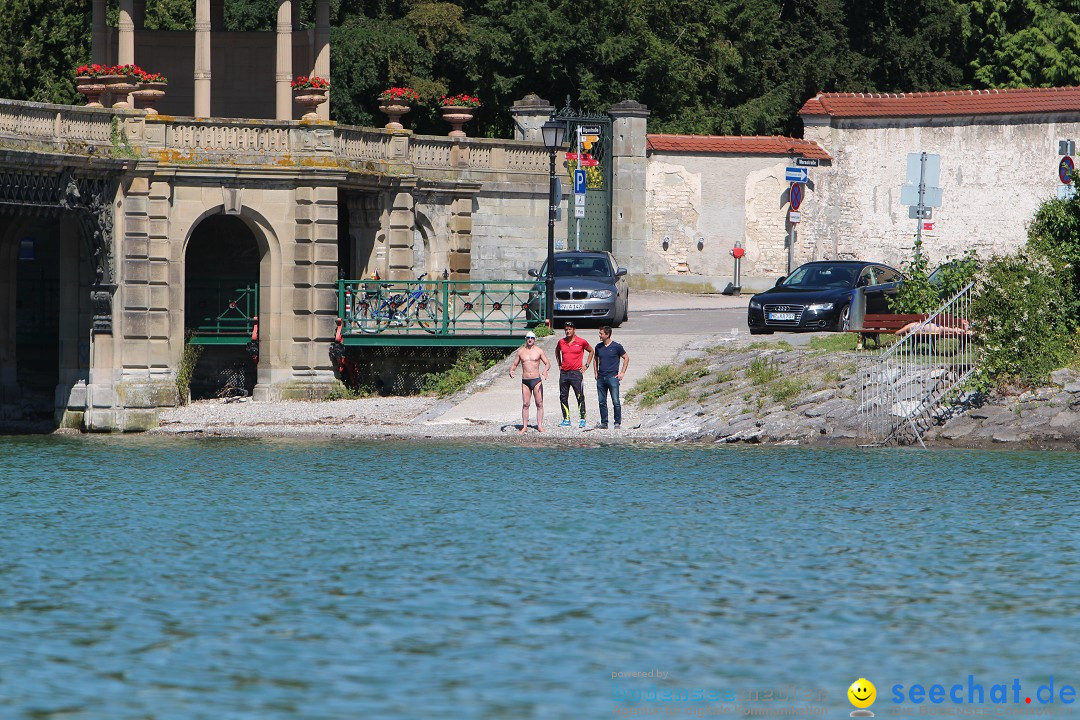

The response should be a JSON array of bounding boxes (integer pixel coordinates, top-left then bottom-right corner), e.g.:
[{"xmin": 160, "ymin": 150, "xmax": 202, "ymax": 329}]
[
  {"xmin": 558, "ymin": 303, "xmax": 585, "ymax": 311},
  {"xmin": 768, "ymin": 312, "xmax": 796, "ymax": 321}
]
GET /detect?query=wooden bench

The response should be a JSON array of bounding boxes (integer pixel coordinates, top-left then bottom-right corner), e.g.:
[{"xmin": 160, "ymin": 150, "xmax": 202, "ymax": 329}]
[{"xmin": 849, "ymin": 313, "xmax": 971, "ymax": 349}]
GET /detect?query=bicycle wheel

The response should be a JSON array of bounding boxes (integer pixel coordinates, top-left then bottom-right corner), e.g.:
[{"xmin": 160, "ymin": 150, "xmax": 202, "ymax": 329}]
[
  {"xmin": 413, "ymin": 293, "xmax": 439, "ymax": 333},
  {"xmin": 359, "ymin": 300, "xmax": 390, "ymax": 333}
]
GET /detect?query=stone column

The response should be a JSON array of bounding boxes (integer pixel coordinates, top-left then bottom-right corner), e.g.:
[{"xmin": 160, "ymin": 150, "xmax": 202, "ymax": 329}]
[
  {"xmin": 276, "ymin": 0, "xmax": 294, "ymax": 121},
  {"xmin": 194, "ymin": 0, "xmax": 211, "ymax": 118},
  {"xmin": 608, "ymin": 99, "xmax": 651, "ymax": 274},
  {"xmin": 386, "ymin": 181, "xmax": 417, "ymax": 280},
  {"xmin": 447, "ymin": 193, "xmax": 475, "ymax": 280},
  {"xmin": 92, "ymin": 0, "xmax": 107, "ymax": 65},
  {"xmin": 510, "ymin": 94, "xmax": 554, "ymax": 142},
  {"xmin": 314, "ymin": 0, "xmax": 331, "ymax": 121},
  {"xmin": 118, "ymin": 0, "xmax": 135, "ymax": 65}
]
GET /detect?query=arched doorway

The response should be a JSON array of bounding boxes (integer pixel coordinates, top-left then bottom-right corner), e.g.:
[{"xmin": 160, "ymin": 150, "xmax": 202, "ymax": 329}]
[{"xmin": 184, "ymin": 215, "xmax": 260, "ymax": 400}]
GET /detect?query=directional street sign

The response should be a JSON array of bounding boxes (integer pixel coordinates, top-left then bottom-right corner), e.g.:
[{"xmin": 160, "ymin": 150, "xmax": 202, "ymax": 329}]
[
  {"xmin": 789, "ymin": 182, "xmax": 804, "ymax": 211},
  {"xmin": 795, "ymin": 158, "xmax": 820, "ymax": 167},
  {"xmin": 574, "ymin": 169, "xmax": 587, "ymax": 194},
  {"xmin": 578, "ymin": 125, "xmax": 601, "ymax": 136},
  {"xmin": 579, "ymin": 158, "xmax": 599, "ymax": 167},
  {"xmin": 785, "ymin": 167, "xmax": 809, "ymax": 184}
]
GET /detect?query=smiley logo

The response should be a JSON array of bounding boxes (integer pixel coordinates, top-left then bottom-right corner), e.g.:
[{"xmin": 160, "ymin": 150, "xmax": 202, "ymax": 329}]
[{"xmin": 848, "ymin": 678, "xmax": 876, "ymax": 716}]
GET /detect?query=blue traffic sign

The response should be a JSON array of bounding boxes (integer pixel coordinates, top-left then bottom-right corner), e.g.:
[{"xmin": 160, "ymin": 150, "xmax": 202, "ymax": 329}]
[
  {"xmin": 789, "ymin": 182, "xmax": 804, "ymax": 211},
  {"xmin": 574, "ymin": 169, "xmax": 587, "ymax": 194},
  {"xmin": 785, "ymin": 166, "xmax": 809, "ymax": 183}
]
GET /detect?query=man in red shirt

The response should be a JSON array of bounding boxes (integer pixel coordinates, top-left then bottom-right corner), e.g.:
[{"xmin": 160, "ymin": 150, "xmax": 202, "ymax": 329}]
[{"xmin": 555, "ymin": 321, "xmax": 594, "ymax": 428}]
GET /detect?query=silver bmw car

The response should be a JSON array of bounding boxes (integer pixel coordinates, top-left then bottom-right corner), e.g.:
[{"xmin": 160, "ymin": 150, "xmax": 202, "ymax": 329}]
[{"xmin": 529, "ymin": 251, "xmax": 630, "ymax": 327}]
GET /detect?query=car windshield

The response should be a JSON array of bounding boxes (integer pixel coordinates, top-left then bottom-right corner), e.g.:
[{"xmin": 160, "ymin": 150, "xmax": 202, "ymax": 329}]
[
  {"xmin": 782, "ymin": 264, "xmax": 857, "ymax": 289},
  {"xmin": 541, "ymin": 256, "xmax": 613, "ymax": 278}
]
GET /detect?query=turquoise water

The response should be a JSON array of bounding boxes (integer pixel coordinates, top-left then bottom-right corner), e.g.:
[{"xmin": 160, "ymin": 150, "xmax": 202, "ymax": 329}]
[{"xmin": 2, "ymin": 438, "xmax": 1079, "ymax": 719}]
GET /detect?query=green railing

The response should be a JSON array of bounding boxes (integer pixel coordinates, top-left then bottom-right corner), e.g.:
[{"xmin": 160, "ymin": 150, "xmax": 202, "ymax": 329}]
[
  {"xmin": 187, "ymin": 281, "xmax": 259, "ymax": 345},
  {"xmin": 338, "ymin": 278, "xmax": 544, "ymax": 345}
]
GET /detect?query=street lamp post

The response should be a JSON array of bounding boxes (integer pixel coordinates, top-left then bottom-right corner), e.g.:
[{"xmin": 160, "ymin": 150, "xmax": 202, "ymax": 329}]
[{"xmin": 541, "ymin": 117, "xmax": 566, "ymax": 327}]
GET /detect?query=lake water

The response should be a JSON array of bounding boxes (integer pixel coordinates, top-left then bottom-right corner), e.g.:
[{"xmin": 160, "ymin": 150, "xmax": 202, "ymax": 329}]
[{"xmin": 2, "ymin": 438, "xmax": 1079, "ymax": 719}]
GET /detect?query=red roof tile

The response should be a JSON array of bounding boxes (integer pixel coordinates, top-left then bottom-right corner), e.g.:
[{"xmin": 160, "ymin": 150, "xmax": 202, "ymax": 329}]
[
  {"xmin": 799, "ymin": 87, "xmax": 1080, "ymax": 118},
  {"xmin": 646, "ymin": 134, "xmax": 831, "ymax": 160}
]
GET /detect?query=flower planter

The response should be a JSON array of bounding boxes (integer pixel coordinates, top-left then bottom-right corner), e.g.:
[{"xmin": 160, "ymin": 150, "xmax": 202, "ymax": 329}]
[
  {"xmin": 108, "ymin": 79, "xmax": 140, "ymax": 109},
  {"xmin": 75, "ymin": 75, "xmax": 116, "ymax": 108},
  {"xmin": 440, "ymin": 106, "xmax": 475, "ymax": 138},
  {"xmin": 379, "ymin": 102, "xmax": 412, "ymax": 131},
  {"xmin": 132, "ymin": 82, "xmax": 167, "ymax": 115},
  {"xmin": 294, "ymin": 87, "xmax": 328, "ymax": 121}
]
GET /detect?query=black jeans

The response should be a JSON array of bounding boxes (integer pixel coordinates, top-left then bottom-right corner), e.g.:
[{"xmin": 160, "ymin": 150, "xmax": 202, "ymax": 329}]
[{"xmin": 559, "ymin": 370, "xmax": 585, "ymax": 421}]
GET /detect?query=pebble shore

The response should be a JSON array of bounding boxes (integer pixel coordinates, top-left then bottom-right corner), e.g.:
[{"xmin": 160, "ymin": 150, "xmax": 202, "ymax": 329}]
[{"xmin": 152, "ymin": 341, "xmax": 1080, "ymax": 450}]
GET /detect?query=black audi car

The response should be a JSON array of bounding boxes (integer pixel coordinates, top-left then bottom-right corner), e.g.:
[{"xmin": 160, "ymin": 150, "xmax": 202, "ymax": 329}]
[{"xmin": 747, "ymin": 260, "xmax": 901, "ymax": 334}]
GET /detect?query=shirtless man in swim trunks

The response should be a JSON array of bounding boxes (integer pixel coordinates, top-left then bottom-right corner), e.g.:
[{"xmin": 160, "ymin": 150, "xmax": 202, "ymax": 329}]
[{"xmin": 509, "ymin": 331, "xmax": 551, "ymax": 434}]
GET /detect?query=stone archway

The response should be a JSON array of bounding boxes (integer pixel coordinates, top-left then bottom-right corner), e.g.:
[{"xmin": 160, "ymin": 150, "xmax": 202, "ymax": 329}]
[{"xmin": 184, "ymin": 214, "xmax": 261, "ymax": 399}]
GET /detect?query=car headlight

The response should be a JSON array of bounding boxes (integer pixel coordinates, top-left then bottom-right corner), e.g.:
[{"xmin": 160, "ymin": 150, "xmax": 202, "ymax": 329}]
[
  {"xmin": 749, "ymin": 300, "xmax": 762, "ymax": 309},
  {"xmin": 589, "ymin": 289, "xmax": 613, "ymax": 299},
  {"xmin": 807, "ymin": 302, "xmax": 834, "ymax": 312}
]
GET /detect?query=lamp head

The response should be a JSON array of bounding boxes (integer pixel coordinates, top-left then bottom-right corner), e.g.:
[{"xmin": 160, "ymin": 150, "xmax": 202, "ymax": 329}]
[{"xmin": 541, "ymin": 117, "xmax": 565, "ymax": 150}]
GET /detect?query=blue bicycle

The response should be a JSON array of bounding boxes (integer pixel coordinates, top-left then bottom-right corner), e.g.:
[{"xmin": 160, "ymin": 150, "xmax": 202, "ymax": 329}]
[{"xmin": 351, "ymin": 274, "xmax": 438, "ymax": 334}]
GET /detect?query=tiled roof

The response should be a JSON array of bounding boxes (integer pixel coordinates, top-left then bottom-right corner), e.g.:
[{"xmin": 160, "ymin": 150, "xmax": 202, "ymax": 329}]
[
  {"xmin": 646, "ymin": 134, "xmax": 831, "ymax": 160},
  {"xmin": 799, "ymin": 87, "xmax": 1080, "ymax": 118}
]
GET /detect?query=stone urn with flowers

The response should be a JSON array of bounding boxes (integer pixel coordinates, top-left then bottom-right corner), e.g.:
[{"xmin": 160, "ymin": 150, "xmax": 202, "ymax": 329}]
[
  {"xmin": 109, "ymin": 64, "xmax": 145, "ymax": 108},
  {"xmin": 132, "ymin": 71, "xmax": 168, "ymax": 115},
  {"xmin": 292, "ymin": 76, "xmax": 330, "ymax": 120},
  {"xmin": 439, "ymin": 93, "xmax": 481, "ymax": 138},
  {"xmin": 74, "ymin": 64, "xmax": 122, "ymax": 108},
  {"xmin": 378, "ymin": 87, "xmax": 421, "ymax": 130}
]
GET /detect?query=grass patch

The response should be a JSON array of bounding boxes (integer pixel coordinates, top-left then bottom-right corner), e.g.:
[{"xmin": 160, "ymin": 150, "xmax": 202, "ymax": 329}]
[
  {"xmin": 626, "ymin": 358, "xmax": 710, "ymax": 408},
  {"xmin": 768, "ymin": 377, "xmax": 804, "ymax": 406},
  {"xmin": 746, "ymin": 340, "xmax": 794, "ymax": 351},
  {"xmin": 326, "ymin": 384, "xmax": 376, "ymax": 400},
  {"xmin": 420, "ymin": 349, "xmax": 498, "ymax": 397},
  {"xmin": 747, "ymin": 357, "xmax": 779, "ymax": 385},
  {"xmin": 808, "ymin": 332, "xmax": 858, "ymax": 352},
  {"xmin": 533, "ymin": 324, "xmax": 554, "ymax": 338}
]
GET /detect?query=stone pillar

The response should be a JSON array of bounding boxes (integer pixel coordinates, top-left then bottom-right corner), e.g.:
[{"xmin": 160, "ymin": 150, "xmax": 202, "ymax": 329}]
[
  {"xmin": 278, "ymin": 183, "xmax": 340, "ymax": 400},
  {"xmin": 314, "ymin": 0, "xmax": 331, "ymax": 121},
  {"xmin": 194, "ymin": 0, "xmax": 211, "ymax": 118},
  {"xmin": 276, "ymin": 0, "xmax": 294, "ymax": 121},
  {"xmin": 510, "ymin": 94, "xmax": 554, "ymax": 142},
  {"xmin": 608, "ymin": 100, "xmax": 651, "ymax": 274},
  {"xmin": 447, "ymin": 194, "xmax": 474, "ymax": 280},
  {"xmin": 92, "ymin": 0, "xmax": 107, "ymax": 65},
  {"xmin": 387, "ymin": 182, "xmax": 417, "ymax": 280},
  {"xmin": 118, "ymin": 0, "xmax": 135, "ymax": 65}
]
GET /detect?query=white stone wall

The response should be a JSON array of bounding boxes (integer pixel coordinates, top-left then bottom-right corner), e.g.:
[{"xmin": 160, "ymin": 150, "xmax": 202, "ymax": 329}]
[
  {"xmin": 645, "ymin": 153, "xmax": 792, "ymax": 286},
  {"xmin": 470, "ymin": 182, "xmax": 567, "ymax": 280},
  {"xmin": 801, "ymin": 114, "xmax": 1080, "ymax": 271}
]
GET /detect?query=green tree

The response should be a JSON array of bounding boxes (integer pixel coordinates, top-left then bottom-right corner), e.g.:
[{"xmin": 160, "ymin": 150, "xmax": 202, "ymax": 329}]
[
  {"xmin": 963, "ymin": 0, "xmax": 1080, "ymax": 87},
  {"xmin": 0, "ymin": 0, "xmax": 90, "ymax": 105}
]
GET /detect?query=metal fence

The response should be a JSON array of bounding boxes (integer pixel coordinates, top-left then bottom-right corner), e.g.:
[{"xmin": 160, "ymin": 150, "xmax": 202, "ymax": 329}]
[
  {"xmin": 856, "ymin": 282, "xmax": 977, "ymax": 446},
  {"xmin": 338, "ymin": 278, "xmax": 544, "ymax": 339}
]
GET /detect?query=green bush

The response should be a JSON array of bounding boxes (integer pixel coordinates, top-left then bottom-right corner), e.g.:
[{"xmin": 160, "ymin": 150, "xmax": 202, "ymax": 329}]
[
  {"xmin": 1027, "ymin": 195, "xmax": 1080, "ymax": 325},
  {"xmin": 420, "ymin": 349, "xmax": 498, "ymax": 397},
  {"xmin": 176, "ymin": 336, "xmax": 203, "ymax": 405},
  {"xmin": 889, "ymin": 238, "xmax": 938, "ymax": 314},
  {"xmin": 971, "ymin": 251, "xmax": 1075, "ymax": 387}
]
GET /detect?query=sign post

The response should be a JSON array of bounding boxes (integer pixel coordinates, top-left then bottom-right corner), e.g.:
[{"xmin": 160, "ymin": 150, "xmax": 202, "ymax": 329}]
[{"xmin": 784, "ymin": 169, "xmax": 808, "ymax": 274}]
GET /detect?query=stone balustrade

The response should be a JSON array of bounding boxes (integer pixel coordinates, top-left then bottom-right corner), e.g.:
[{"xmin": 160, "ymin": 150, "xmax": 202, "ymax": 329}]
[{"xmin": 0, "ymin": 98, "xmax": 551, "ymax": 181}]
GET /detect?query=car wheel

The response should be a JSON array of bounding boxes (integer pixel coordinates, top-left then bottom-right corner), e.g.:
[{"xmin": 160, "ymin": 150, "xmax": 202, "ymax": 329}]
[
  {"xmin": 834, "ymin": 304, "xmax": 851, "ymax": 332},
  {"xmin": 749, "ymin": 328, "xmax": 773, "ymax": 335},
  {"xmin": 613, "ymin": 295, "xmax": 628, "ymax": 327}
]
